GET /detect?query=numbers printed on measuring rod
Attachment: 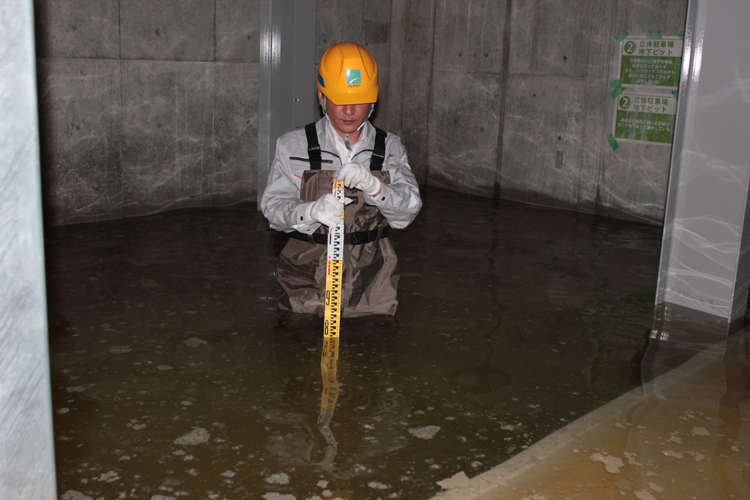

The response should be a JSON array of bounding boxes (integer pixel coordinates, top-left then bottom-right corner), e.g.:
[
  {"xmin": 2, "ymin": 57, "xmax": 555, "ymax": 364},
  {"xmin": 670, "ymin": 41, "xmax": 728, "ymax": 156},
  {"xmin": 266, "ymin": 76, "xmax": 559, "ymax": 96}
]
[
  {"xmin": 324, "ymin": 179, "xmax": 345, "ymax": 341},
  {"xmin": 320, "ymin": 178, "xmax": 343, "ymax": 418}
]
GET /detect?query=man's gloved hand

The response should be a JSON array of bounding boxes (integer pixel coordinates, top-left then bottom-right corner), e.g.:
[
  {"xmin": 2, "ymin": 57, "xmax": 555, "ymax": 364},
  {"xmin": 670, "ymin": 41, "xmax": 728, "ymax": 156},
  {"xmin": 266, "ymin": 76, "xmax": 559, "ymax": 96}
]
[
  {"xmin": 305, "ymin": 193, "xmax": 345, "ymax": 227},
  {"xmin": 337, "ymin": 162, "xmax": 381, "ymax": 196}
]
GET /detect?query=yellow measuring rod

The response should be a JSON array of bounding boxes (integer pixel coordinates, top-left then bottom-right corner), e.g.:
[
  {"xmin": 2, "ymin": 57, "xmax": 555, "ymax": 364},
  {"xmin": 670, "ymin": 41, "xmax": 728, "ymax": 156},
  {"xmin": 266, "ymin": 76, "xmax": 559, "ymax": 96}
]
[
  {"xmin": 320, "ymin": 179, "xmax": 344, "ymax": 423},
  {"xmin": 323, "ymin": 179, "xmax": 345, "ymax": 344}
]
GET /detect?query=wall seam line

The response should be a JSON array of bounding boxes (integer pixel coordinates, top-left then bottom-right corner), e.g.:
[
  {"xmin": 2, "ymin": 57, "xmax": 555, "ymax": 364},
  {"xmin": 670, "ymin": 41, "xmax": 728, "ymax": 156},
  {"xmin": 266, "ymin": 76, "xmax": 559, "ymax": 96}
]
[{"xmin": 494, "ymin": 0, "xmax": 514, "ymax": 200}]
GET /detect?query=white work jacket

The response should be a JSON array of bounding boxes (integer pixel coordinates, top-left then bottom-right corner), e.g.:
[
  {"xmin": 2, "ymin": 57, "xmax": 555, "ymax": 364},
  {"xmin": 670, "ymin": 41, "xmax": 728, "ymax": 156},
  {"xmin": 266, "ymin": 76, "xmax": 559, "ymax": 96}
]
[{"xmin": 261, "ymin": 118, "xmax": 422, "ymax": 234}]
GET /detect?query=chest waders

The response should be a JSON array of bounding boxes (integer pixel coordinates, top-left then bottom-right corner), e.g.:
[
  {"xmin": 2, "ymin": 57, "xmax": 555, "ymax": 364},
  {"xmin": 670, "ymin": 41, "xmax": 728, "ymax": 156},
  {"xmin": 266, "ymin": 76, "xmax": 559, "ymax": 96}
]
[{"xmin": 276, "ymin": 123, "xmax": 399, "ymax": 317}]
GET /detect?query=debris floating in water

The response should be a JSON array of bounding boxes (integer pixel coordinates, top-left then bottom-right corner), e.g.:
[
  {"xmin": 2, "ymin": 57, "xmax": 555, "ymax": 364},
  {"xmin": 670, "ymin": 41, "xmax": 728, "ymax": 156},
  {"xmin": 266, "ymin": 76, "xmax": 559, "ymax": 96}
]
[
  {"xmin": 262, "ymin": 494, "xmax": 296, "ymax": 500},
  {"xmin": 265, "ymin": 472, "xmax": 290, "ymax": 485},
  {"xmin": 368, "ymin": 481, "xmax": 390, "ymax": 490},
  {"xmin": 408, "ymin": 425, "xmax": 440, "ymax": 439},
  {"xmin": 437, "ymin": 471, "xmax": 471, "ymax": 490},
  {"xmin": 589, "ymin": 453, "xmax": 624, "ymax": 473},
  {"xmin": 61, "ymin": 490, "xmax": 93, "ymax": 500},
  {"xmin": 174, "ymin": 428, "xmax": 209, "ymax": 445}
]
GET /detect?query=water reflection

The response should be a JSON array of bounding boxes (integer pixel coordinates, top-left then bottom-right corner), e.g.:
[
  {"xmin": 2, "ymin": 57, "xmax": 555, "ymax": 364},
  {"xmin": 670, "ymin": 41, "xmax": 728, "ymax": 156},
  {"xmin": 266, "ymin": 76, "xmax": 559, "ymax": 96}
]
[
  {"xmin": 643, "ymin": 302, "xmax": 733, "ymax": 401},
  {"xmin": 438, "ymin": 303, "xmax": 750, "ymax": 499},
  {"xmin": 46, "ymin": 188, "xmax": 669, "ymax": 499},
  {"xmin": 318, "ymin": 335, "xmax": 340, "ymax": 470}
]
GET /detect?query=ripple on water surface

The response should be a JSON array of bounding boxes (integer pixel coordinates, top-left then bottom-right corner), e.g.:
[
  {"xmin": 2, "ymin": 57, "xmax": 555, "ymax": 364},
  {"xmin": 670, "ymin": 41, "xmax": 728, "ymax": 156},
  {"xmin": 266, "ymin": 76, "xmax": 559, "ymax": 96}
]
[{"xmin": 47, "ymin": 188, "xmax": 663, "ymax": 499}]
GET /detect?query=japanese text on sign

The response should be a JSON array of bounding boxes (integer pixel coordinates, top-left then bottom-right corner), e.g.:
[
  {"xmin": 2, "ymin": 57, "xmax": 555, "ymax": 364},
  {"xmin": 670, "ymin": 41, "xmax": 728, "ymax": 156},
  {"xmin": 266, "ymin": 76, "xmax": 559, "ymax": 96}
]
[
  {"xmin": 620, "ymin": 37, "xmax": 683, "ymax": 87},
  {"xmin": 613, "ymin": 93, "xmax": 677, "ymax": 144}
]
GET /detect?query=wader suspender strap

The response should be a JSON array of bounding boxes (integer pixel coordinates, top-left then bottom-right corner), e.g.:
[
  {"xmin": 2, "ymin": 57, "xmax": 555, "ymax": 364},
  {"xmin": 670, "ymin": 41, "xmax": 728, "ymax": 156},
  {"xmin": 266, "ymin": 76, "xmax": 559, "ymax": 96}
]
[
  {"xmin": 290, "ymin": 123, "xmax": 389, "ymax": 246},
  {"xmin": 370, "ymin": 127, "xmax": 387, "ymax": 171},
  {"xmin": 305, "ymin": 122, "xmax": 386, "ymax": 170},
  {"xmin": 305, "ymin": 123, "xmax": 322, "ymax": 170}
]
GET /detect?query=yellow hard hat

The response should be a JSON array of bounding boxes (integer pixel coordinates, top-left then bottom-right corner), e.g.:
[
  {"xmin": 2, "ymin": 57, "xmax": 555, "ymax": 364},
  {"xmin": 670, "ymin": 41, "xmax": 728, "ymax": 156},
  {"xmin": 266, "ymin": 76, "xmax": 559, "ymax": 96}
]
[{"xmin": 317, "ymin": 42, "xmax": 378, "ymax": 105}]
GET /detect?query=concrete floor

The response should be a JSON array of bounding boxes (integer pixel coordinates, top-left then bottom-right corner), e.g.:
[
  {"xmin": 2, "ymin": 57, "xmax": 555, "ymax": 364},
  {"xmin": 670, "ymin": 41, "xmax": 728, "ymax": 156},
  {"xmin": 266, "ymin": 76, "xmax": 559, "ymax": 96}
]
[
  {"xmin": 46, "ymin": 186, "xmax": 737, "ymax": 500},
  {"xmin": 431, "ymin": 305, "xmax": 750, "ymax": 500}
]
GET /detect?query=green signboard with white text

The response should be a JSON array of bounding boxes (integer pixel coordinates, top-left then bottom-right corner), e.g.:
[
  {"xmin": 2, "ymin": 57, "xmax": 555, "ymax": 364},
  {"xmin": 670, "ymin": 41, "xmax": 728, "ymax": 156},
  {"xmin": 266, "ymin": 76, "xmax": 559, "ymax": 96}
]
[
  {"xmin": 613, "ymin": 92, "xmax": 677, "ymax": 144},
  {"xmin": 610, "ymin": 34, "xmax": 683, "ymax": 147},
  {"xmin": 620, "ymin": 37, "xmax": 683, "ymax": 88}
]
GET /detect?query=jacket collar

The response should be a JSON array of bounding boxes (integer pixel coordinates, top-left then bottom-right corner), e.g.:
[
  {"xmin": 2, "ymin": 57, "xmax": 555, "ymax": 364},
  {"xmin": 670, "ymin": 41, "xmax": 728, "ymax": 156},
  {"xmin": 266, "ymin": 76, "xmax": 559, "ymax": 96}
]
[{"xmin": 321, "ymin": 118, "xmax": 374, "ymax": 154}]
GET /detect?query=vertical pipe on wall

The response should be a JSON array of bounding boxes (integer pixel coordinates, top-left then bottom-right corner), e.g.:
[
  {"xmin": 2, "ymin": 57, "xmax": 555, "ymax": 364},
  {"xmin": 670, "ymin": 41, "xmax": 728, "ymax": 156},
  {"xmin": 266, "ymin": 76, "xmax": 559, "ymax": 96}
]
[
  {"xmin": 494, "ymin": 0, "xmax": 515, "ymax": 200},
  {"xmin": 384, "ymin": 0, "xmax": 407, "ymax": 135},
  {"xmin": 656, "ymin": 0, "xmax": 700, "ymax": 312},
  {"xmin": 291, "ymin": 0, "xmax": 316, "ymax": 130},
  {"xmin": 656, "ymin": 0, "xmax": 750, "ymax": 324},
  {"xmin": 258, "ymin": 0, "xmax": 282, "ymax": 210},
  {"xmin": 258, "ymin": 0, "xmax": 316, "ymax": 210},
  {"xmin": 0, "ymin": 1, "xmax": 58, "ymax": 498}
]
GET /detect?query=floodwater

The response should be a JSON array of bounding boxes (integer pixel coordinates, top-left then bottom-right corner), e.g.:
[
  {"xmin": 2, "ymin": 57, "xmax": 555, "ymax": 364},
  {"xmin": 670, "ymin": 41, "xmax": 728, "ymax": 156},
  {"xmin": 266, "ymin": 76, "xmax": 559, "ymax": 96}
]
[
  {"xmin": 434, "ymin": 301, "xmax": 750, "ymax": 500},
  {"xmin": 46, "ymin": 186, "xmax": 668, "ymax": 500}
]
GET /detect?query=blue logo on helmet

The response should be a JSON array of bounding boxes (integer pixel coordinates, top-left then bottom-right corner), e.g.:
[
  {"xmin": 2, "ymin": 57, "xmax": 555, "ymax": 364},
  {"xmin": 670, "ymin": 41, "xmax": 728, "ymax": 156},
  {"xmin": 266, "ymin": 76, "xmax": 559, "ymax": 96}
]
[
  {"xmin": 317, "ymin": 72, "xmax": 325, "ymax": 88},
  {"xmin": 346, "ymin": 69, "xmax": 361, "ymax": 85}
]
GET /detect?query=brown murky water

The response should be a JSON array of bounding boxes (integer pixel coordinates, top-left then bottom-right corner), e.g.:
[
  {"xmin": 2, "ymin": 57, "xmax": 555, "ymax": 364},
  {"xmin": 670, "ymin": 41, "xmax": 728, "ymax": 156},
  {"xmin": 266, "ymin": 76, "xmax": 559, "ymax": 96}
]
[{"xmin": 46, "ymin": 187, "xmax": 664, "ymax": 500}]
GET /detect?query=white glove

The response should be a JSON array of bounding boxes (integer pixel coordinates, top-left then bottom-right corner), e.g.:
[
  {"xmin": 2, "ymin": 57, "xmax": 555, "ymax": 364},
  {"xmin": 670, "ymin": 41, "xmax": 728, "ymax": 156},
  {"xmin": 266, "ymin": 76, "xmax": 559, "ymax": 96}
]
[
  {"xmin": 305, "ymin": 193, "xmax": 345, "ymax": 227},
  {"xmin": 337, "ymin": 162, "xmax": 381, "ymax": 196}
]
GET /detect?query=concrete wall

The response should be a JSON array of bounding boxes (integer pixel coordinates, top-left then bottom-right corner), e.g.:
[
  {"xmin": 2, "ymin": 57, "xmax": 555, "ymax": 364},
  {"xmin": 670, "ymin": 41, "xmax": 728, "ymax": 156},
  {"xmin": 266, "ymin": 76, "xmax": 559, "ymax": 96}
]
[
  {"xmin": 36, "ymin": 0, "xmax": 688, "ymax": 226},
  {"xmin": 34, "ymin": 0, "xmax": 260, "ymax": 226},
  {"xmin": 384, "ymin": 0, "xmax": 689, "ymax": 224},
  {"xmin": 313, "ymin": 0, "xmax": 393, "ymax": 126}
]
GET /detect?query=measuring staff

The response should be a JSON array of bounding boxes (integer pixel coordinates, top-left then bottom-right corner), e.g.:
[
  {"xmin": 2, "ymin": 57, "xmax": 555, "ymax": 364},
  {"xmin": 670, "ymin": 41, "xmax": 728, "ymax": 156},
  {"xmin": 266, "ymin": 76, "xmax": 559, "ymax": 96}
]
[
  {"xmin": 260, "ymin": 42, "xmax": 422, "ymax": 318},
  {"xmin": 318, "ymin": 185, "xmax": 344, "ymax": 466}
]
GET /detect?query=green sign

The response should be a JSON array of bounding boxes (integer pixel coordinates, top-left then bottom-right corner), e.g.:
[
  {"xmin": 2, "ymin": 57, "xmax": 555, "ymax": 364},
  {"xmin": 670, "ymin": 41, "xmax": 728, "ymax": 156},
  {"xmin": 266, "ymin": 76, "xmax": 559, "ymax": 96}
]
[
  {"xmin": 620, "ymin": 37, "xmax": 682, "ymax": 87},
  {"xmin": 613, "ymin": 93, "xmax": 677, "ymax": 144}
]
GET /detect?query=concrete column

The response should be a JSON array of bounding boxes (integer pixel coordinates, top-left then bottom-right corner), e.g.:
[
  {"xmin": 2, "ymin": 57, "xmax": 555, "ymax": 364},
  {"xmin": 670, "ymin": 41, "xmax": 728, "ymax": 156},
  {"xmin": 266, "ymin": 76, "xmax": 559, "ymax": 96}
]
[
  {"xmin": 0, "ymin": 1, "xmax": 58, "ymax": 499},
  {"xmin": 656, "ymin": 0, "xmax": 750, "ymax": 324},
  {"xmin": 258, "ymin": 0, "xmax": 317, "ymax": 209}
]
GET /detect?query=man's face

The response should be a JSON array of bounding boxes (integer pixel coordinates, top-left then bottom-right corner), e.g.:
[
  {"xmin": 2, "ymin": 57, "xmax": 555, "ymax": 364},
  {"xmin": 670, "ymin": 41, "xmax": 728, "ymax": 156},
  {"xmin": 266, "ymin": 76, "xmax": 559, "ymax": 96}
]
[{"xmin": 318, "ymin": 90, "xmax": 372, "ymax": 138}]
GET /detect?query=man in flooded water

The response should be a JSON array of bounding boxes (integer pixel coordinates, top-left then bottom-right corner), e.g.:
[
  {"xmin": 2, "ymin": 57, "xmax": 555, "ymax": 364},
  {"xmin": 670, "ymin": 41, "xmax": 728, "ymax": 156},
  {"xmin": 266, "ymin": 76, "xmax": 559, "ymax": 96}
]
[{"xmin": 261, "ymin": 42, "xmax": 422, "ymax": 317}]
